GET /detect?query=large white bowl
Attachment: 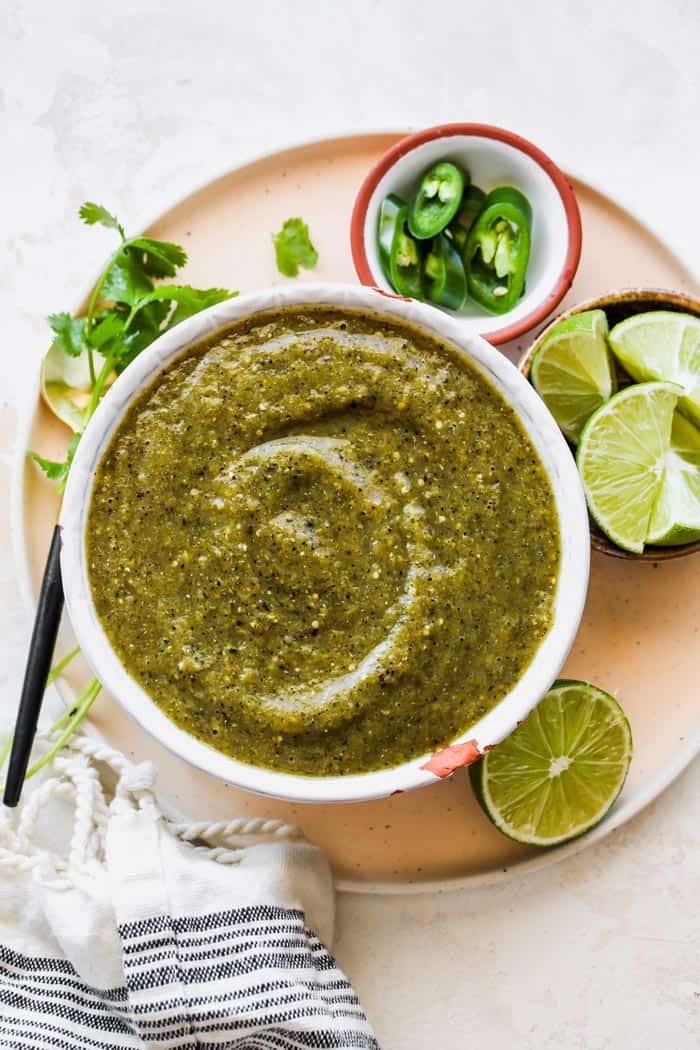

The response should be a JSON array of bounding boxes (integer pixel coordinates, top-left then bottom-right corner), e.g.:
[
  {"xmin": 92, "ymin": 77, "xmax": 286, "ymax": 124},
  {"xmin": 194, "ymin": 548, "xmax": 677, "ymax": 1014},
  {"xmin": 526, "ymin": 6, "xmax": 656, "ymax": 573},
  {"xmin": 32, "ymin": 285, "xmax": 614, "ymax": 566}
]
[{"xmin": 60, "ymin": 283, "xmax": 590, "ymax": 804}]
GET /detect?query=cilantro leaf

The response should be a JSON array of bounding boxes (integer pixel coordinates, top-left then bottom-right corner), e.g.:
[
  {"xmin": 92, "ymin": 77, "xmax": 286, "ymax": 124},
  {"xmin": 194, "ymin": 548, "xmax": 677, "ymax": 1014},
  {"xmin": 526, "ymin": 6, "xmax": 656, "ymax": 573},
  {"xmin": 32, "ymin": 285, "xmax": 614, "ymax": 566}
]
[
  {"xmin": 28, "ymin": 451, "xmax": 70, "ymax": 481},
  {"xmin": 101, "ymin": 248, "xmax": 154, "ymax": 306},
  {"xmin": 168, "ymin": 286, "xmax": 235, "ymax": 326},
  {"xmin": 135, "ymin": 297, "xmax": 171, "ymax": 332},
  {"xmin": 48, "ymin": 312, "xmax": 86, "ymax": 357},
  {"xmin": 28, "ymin": 432, "xmax": 81, "ymax": 486},
  {"xmin": 88, "ymin": 311, "xmax": 126, "ymax": 349},
  {"xmin": 112, "ymin": 324, "xmax": 160, "ymax": 373},
  {"xmin": 106, "ymin": 287, "xmax": 236, "ymax": 373},
  {"xmin": 79, "ymin": 202, "xmax": 124, "ymax": 238},
  {"xmin": 129, "ymin": 238, "xmax": 188, "ymax": 278},
  {"xmin": 132, "ymin": 284, "xmax": 237, "ymax": 328},
  {"xmin": 272, "ymin": 218, "xmax": 319, "ymax": 277},
  {"xmin": 40, "ymin": 205, "xmax": 237, "ymax": 484},
  {"xmin": 111, "ymin": 302, "xmax": 170, "ymax": 373}
]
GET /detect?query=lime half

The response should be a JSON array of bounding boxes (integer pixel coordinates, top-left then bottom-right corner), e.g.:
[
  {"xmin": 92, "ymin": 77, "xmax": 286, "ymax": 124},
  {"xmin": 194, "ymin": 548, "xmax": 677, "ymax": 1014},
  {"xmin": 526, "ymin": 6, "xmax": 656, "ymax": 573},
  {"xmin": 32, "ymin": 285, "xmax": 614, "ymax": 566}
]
[
  {"xmin": 471, "ymin": 681, "xmax": 632, "ymax": 847},
  {"xmin": 530, "ymin": 310, "xmax": 616, "ymax": 442},
  {"xmin": 608, "ymin": 310, "xmax": 700, "ymax": 426},
  {"xmin": 646, "ymin": 411, "xmax": 700, "ymax": 545},
  {"xmin": 576, "ymin": 381, "xmax": 680, "ymax": 553}
]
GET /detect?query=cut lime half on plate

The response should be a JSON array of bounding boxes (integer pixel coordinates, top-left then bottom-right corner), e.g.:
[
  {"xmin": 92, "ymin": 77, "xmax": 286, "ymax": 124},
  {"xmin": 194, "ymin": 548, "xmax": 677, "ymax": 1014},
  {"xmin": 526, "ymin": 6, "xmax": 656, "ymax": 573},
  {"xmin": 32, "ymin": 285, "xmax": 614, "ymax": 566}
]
[
  {"xmin": 608, "ymin": 310, "xmax": 700, "ymax": 427},
  {"xmin": 577, "ymin": 381, "xmax": 680, "ymax": 553},
  {"xmin": 471, "ymin": 681, "xmax": 632, "ymax": 847},
  {"xmin": 530, "ymin": 309, "xmax": 616, "ymax": 442},
  {"xmin": 646, "ymin": 411, "xmax": 700, "ymax": 545}
]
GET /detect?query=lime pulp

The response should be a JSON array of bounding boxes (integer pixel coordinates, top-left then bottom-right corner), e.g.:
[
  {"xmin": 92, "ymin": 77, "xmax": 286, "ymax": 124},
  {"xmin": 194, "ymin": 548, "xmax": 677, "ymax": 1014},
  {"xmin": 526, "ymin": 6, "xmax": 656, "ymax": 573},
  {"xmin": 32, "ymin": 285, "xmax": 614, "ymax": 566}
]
[{"xmin": 471, "ymin": 680, "xmax": 632, "ymax": 847}]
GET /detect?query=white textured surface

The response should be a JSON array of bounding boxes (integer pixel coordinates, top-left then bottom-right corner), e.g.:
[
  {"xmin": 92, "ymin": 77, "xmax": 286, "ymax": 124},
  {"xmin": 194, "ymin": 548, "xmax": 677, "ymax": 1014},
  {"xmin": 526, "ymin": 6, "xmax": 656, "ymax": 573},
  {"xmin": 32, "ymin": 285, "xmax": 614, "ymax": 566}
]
[{"xmin": 0, "ymin": 1, "xmax": 698, "ymax": 1047}]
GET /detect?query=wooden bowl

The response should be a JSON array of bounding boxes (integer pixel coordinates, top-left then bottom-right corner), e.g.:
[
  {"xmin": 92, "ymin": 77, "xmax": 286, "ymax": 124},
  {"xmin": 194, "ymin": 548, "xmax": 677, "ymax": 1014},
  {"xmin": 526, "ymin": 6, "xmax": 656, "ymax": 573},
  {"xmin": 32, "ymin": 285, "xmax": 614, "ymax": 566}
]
[{"xmin": 519, "ymin": 287, "xmax": 700, "ymax": 561}]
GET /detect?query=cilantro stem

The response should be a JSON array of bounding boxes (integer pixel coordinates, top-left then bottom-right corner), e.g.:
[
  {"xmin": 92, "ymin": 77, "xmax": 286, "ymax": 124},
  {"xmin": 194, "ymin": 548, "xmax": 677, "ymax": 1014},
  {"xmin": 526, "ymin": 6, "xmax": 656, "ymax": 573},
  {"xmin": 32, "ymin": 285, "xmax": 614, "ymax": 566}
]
[
  {"xmin": 86, "ymin": 235, "xmax": 138, "ymax": 329},
  {"xmin": 84, "ymin": 230, "xmax": 136, "ymax": 385},
  {"xmin": 0, "ymin": 733, "xmax": 11, "ymax": 775},
  {"xmin": 84, "ymin": 355, "xmax": 115, "ymax": 426},
  {"xmin": 0, "ymin": 669, "xmax": 98, "ymax": 784},
  {"xmin": 86, "ymin": 345, "xmax": 96, "ymax": 387},
  {"xmin": 46, "ymin": 645, "xmax": 81, "ymax": 685},
  {"xmin": 24, "ymin": 678, "xmax": 101, "ymax": 781},
  {"xmin": 0, "ymin": 643, "xmax": 81, "ymax": 775}
]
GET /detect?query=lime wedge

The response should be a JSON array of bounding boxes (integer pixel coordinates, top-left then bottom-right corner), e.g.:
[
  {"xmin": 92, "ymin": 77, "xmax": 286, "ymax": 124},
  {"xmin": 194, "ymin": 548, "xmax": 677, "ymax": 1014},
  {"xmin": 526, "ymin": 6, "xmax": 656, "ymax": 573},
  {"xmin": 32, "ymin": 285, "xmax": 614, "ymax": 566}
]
[
  {"xmin": 576, "ymin": 381, "xmax": 680, "ymax": 553},
  {"xmin": 646, "ymin": 411, "xmax": 700, "ymax": 546},
  {"xmin": 470, "ymin": 680, "xmax": 632, "ymax": 847},
  {"xmin": 530, "ymin": 310, "xmax": 616, "ymax": 442},
  {"xmin": 608, "ymin": 311, "xmax": 700, "ymax": 426}
]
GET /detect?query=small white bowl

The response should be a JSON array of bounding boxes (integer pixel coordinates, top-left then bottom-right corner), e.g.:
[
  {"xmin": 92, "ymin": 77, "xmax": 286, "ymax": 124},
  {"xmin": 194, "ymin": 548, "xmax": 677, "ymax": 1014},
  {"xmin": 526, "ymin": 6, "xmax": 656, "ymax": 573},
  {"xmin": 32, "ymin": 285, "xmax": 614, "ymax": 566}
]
[
  {"xmin": 60, "ymin": 283, "xmax": 590, "ymax": 804},
  {"xmin": 351, "ymin": 123, "xmax": 582, "ymax": 345}
]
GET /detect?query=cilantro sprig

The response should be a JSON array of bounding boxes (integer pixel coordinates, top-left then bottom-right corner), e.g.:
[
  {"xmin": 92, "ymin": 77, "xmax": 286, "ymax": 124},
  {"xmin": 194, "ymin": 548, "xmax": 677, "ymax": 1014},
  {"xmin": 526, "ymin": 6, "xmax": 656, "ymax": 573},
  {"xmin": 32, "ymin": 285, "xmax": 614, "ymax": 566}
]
[
  {"xmin": 30, "ymin": 202, "xmax": 237, "ymax": 490},
  {"xmin": 272, "ymin": 217, "xmax": 319, "ymax": 277}
]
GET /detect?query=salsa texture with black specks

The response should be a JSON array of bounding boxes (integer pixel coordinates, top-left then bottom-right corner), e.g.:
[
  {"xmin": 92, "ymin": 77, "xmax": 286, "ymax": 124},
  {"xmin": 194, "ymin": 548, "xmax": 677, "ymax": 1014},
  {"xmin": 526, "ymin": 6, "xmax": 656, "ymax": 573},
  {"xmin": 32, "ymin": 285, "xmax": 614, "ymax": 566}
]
[{"xmin": 87, "ymin": 307, "xmax": 560, "ymax": 775}]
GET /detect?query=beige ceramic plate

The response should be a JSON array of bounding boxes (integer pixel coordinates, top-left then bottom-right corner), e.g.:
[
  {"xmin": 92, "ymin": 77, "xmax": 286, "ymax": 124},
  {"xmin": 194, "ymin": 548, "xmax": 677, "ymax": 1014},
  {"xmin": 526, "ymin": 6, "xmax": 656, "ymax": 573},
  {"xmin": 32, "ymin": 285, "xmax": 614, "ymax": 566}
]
[{"xmin": 18, "ymin": 133, "xmax": 700, "ymax": 893}]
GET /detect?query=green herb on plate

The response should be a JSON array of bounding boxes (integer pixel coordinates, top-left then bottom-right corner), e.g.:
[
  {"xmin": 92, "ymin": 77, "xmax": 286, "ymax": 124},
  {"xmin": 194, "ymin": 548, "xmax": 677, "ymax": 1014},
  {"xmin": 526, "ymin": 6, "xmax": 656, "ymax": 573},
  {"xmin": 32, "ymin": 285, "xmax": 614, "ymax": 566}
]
[
  {"xmin": 272, "ymin": 217, "xmax": 319, "ymax": 277},
  {"xmin": 32, "ymin": 201, "xmax": 237, "ymax": 491},
  {"xmin": 28, "ymin": 433, "xmax": 81, "ymax": 486}
]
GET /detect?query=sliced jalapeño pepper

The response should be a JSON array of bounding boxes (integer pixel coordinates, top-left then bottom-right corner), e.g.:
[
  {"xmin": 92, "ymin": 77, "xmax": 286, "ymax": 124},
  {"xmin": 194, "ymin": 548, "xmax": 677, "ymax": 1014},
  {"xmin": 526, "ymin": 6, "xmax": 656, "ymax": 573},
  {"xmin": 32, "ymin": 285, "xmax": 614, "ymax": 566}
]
[
  {"xmin": 447, "ymin": 185, "xmax": 486, "ymax": 250},
  {"xmin": 377, "ymin": 193, "xmax": 405, "ymax": 275},
  {"xmin": 408, "ymin": 162, "xmax": 467, "ymax": 240},
  {"xmin": 424, "ymin": 232, "xmax": 467, "ymax": 311},
  {"xmin": 463, "ymin": 186, "xmax": 532, "ymax": 314},
  {"xmin": 376, "ymin": 194, "xmax": 423, "ymax": 298},
  {"xmin": 390, "ymin": 215, "xmax": 423, "ymax": 298}
]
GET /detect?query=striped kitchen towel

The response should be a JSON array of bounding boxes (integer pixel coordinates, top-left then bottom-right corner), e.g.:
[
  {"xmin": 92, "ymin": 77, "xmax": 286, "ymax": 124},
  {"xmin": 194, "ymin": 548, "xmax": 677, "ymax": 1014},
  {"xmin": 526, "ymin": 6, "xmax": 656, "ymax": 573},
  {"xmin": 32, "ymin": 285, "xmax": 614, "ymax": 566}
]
[{"xmin": 0, "ymin": 734, "xmax": 379, "ymax": 1049}]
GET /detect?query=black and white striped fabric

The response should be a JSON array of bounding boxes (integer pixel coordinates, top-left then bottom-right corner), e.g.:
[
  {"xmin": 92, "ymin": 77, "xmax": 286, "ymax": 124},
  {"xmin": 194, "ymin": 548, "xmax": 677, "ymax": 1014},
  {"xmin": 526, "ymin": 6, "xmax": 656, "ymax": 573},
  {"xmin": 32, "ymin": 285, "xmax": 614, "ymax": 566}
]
[
  {"xmin": 0, "ymin": 906, "xmax": 377, "ymax": 1049},
  {"xmin": 0, "ymin": 738, "xmax": 380, "ymax": 1050}
]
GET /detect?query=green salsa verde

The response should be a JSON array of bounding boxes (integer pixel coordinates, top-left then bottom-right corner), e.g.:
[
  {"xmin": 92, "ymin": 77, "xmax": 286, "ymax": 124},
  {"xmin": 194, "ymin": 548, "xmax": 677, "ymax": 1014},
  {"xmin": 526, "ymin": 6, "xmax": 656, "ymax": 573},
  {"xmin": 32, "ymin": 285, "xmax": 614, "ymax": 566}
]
[{"xmin": 87, "ymin": 307, "xmax": 560, "ymax": 775}]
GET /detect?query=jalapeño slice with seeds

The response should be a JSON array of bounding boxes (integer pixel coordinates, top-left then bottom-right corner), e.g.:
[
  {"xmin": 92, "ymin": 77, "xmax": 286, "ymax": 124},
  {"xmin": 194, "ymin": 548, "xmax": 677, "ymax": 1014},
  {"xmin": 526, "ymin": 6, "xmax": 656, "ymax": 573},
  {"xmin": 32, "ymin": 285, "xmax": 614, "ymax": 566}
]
[
  {"xmin": 377, "ymin": 194, "xmax": 423, "ymax": 299},
  {"xmin": 463, "ymin": 186, "xmax": 532, "ymax": 314},
  {"xmin": 408, "ymin": 161, "xmax": 467, "ymax": 240}
]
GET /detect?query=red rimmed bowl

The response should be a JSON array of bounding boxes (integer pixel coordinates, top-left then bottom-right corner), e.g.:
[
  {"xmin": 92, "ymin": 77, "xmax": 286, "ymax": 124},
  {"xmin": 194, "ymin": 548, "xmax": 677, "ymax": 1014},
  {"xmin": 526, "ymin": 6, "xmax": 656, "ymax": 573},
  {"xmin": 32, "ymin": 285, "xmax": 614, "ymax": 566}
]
[{"xmin": 350, "ymin": 123, "xmax": 582, "ymax": 346}]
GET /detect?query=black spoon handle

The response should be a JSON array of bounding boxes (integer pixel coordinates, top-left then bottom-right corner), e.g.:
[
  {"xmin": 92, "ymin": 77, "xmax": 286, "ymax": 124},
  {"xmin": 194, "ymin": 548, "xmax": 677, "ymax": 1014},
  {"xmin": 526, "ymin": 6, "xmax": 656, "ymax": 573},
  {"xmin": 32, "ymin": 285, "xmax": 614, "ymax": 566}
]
[{"xmin": 3, "ymin": 525, "xmax": 64, "ymax": 808}]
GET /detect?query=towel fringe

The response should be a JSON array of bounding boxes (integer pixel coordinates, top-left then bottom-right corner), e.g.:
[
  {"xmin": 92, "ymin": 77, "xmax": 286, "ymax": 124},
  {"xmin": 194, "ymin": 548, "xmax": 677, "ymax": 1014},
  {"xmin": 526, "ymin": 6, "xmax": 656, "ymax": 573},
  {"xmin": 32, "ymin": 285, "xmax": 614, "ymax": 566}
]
[{"xmin": 0, "ymin": 730, "xmax": 303, "ymax": 888}]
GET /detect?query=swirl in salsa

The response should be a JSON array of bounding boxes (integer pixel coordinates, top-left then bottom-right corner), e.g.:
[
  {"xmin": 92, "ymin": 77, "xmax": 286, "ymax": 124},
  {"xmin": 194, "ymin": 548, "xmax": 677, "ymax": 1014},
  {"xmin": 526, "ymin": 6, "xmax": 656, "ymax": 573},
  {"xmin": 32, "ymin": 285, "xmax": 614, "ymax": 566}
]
[{"xmin": 86, "ymin": 307, "xmax": 560, "ymax": 775}]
